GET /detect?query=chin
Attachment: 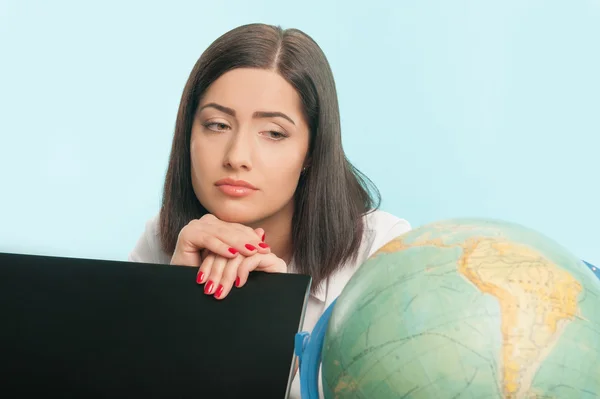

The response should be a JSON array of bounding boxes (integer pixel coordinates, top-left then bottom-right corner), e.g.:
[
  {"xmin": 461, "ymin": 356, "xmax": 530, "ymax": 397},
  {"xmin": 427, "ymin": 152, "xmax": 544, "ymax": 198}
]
[{"xmin": 209, "ymin": 203, "xmax": 267, "ymax": 225}]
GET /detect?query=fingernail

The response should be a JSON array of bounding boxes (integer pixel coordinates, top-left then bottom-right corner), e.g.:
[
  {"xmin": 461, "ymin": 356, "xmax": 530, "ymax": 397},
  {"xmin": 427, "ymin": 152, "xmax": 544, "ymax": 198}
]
[
  {"xmin": 258, "ymin": 242, "xmax": 269, "ymax": 249},
  {"xmin": 228, "ymin": 247, "xmax": 238, "ymax": 255},
  {"xmin": 245, "ymin": 244, "xmax": 256, "ymax": 251},
  {"xmin": 235, "ymin": 276, "xmax": 241, "ymax": 287},
  {"xmin": 196, "ymin": 271, "xmax": 204, "ymax": 284},
  {"xmin": 215, "ymin": 284, "xmax": 224, "ymax": 298},
  {"xmin": 262, "ymin": 233, "xmax": 265, "ymax": 241},
  {"xmin": 204, "ymin": 280, "xmax": 214, "ymax": 294}
]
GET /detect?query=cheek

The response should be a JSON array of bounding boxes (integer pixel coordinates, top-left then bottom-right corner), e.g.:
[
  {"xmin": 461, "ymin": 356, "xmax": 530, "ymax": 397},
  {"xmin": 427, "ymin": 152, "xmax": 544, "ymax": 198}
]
[
  {"xmin": 260, "ymin": 147, "xmax": 305, "ymax": 190},
  {"xmin": 190, "ymin": 136, "xmax": 213, "ymax": 180},
  {"xmin": 189, "ymin": 138, "xmax": 200, "ymax": 173}
]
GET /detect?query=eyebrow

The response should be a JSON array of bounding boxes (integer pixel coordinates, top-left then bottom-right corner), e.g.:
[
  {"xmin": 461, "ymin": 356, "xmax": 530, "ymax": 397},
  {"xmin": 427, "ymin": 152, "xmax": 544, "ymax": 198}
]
[{"xmin": 198, "ymin": 102, "xmax": 296, "ymax": 126}]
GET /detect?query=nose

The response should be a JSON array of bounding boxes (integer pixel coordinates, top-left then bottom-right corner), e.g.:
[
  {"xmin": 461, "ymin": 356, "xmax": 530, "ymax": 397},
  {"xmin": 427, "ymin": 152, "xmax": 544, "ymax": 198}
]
[{"xmin": 223, "ymin": 130, "xmax": 253, "ymax": 171}]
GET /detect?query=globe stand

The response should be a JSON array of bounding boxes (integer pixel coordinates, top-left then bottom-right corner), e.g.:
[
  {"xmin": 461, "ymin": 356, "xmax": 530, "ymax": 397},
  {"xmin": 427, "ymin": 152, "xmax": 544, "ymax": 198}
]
[
  {"xmin": 585, "ymin": 261, "xmax": 599, "ymax": 279},
  {"xmin": 294, "ymin": 261, "xmax": 597, "ymax": 399},
  {"xmin": 295, "ymin": 298, "xmax": 337, "ymax": 399}
]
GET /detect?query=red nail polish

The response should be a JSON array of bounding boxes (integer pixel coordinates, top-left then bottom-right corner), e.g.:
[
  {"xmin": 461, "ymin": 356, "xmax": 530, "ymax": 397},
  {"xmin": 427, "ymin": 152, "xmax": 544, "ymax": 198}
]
[
  {"xmin": 235, "ymin": 276, "xmax": 241, "ymax": 287},
  {"xmin": 196, "ymin": 271, "xmax": 204, "ymax": 284},
  {"xmin": 228, "ymin": 247, "xmax": 238, "ymax": 255},
  {"xmin": 258, "ymin": 242, "xmax": 269, "ymax": 249},
  {"xmin": 204, "ymin": 280, "xmax": 214, "ymax": 294},
  {"xmin": 262, "ymin": 233, "xmax": 265, "ymax": 241},
  {"xmin": 245, "ymin": 244, "xmax": 256, "ymax": 251},
  {"xmin": 215, "ymin": 285, "xmax": 224, "ymax": 298}
]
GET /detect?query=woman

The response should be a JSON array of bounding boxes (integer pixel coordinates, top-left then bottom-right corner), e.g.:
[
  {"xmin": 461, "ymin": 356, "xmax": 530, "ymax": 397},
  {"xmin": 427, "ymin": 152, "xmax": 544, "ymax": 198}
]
[{"xmin": 128, "ymin": 23, "xmax": 411, "ymax": 396}]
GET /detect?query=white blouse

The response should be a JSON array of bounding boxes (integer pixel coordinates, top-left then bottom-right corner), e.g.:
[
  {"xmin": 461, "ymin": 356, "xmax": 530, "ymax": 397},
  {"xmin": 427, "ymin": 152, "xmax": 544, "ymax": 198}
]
[{"xmin": 128, "ymin": 209, "xmax": 411, "ymax": 398}]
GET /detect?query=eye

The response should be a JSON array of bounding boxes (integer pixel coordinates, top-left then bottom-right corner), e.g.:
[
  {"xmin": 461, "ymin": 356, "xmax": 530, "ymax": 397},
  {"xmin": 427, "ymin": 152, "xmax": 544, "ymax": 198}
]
[
  {"xmin": 264, "ymin": 130, "xmax": 289, "ymax": 140},
  {"xmin": 203, "ymin": 122, "xmax": 230, "ymax": 132}
]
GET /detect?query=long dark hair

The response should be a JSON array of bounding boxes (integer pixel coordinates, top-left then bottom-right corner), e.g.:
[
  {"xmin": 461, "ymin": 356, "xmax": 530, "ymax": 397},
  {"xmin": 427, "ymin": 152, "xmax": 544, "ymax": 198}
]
[{"xmin": 160, "ymin": 23, "xmax": 380, "ymax": 292}]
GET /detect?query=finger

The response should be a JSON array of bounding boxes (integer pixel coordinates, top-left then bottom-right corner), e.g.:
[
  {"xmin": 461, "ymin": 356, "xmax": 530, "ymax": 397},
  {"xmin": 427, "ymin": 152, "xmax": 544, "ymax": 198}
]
[
  {"xmin": 214, "ymin": 255, "xmax": 244, "ymax": 300},
  {"xmin": 236, "ymin": 253, "xmax": 287, "ymax": 288},
  {"xmin": 254, "ymin": 228, "xmax": 265, "ymax": 242},
  {"xmin": 253, "ymin": 228, "xmax": 271, "ymax": 254},
  {"xmin": 196, "ymin": 253, "xmax": 215, "ymax": 285},
  {"xmin": 172, "ymin": 216, "xmax": 270, "ymax": 263},
  {"xmin": 205, "ymin": 255, "xmax": 229, "ymax": 296},
  {"xmin": 198, "ymin": 215, "xmax": 264, "ymax": 256},
  {"xmin": 192, "ymin": 221, "xmax": 261, "ymax": 257},
  {"xmin": 216, "ymin": 224, "xmax": 264, "ymax": 256},
  {"xmin": 171, "ymin": 224, "xmax": 239, "ymax": 266}
]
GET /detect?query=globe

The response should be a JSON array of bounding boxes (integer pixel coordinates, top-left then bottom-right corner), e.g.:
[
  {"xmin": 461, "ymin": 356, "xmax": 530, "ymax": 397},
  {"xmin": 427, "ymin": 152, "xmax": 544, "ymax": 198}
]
[{"xmin": 318, "ymin": 218, "xmax": 600, "ymax": 398}]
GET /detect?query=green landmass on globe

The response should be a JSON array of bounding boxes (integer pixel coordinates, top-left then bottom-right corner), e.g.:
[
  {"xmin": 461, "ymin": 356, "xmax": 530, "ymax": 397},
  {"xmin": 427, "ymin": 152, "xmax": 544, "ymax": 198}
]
[{"xmin": 322, "ymin": 218, "xmax": 600, "ymax": 399}]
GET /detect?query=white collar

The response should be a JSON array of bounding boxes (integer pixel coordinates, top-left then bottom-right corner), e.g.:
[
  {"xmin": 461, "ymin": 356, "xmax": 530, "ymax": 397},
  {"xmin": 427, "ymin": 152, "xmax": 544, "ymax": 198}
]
[{"xmin": 311, "ymin": 280, "xmax": 327, "ymax": 302}]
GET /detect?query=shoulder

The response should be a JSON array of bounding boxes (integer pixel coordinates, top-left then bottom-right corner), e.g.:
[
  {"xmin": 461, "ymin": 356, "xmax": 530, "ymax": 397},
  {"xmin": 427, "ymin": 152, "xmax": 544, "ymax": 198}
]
[
  {"xmin": 362, "ymin": 209, "xmax": 412, "ymax": 257},
  {"xmin": 127, "ymin": 213, "xmax": 171, "ymax": 265}
]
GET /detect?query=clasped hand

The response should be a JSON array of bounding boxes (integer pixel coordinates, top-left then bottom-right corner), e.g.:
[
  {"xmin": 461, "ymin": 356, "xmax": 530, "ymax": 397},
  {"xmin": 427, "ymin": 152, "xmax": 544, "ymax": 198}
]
[{"xmin": 170, "ymin": 214, "xmax": 287, "ymax": 299}]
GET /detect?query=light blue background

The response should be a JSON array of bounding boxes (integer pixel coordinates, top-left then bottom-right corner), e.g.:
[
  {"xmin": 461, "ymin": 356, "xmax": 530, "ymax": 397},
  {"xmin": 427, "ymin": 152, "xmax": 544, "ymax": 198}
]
[{"xmin": 1, "ymin": 0, "xmax": 598, "ymax": 266}]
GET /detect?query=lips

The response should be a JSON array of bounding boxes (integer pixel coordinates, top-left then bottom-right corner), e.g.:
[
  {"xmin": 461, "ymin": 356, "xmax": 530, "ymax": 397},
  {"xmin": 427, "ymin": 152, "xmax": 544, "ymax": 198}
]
[
  {"xmin": 214, "ymin": 178, "xmax": 257, "ymax": 190},
  {"xmin": 214, "ymin": 178, "xmax": 257, "ymax": 198}
]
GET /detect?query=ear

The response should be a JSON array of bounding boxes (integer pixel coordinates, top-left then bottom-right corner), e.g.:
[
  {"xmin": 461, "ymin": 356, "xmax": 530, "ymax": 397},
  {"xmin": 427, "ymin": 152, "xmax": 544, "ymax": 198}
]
[{"xmin": 302, "ymin": 157, "xmax": 311, "ymax": 171}]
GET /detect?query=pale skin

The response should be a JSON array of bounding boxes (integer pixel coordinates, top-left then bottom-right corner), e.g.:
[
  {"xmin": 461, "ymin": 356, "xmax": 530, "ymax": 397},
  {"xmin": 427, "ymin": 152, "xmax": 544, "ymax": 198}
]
[
  {"xmin": 168, "ymin": 67, "xmax": 308, "ymax": 377},
  {"xmin": 169, "ymin": 67, "xmax": 310, "ymax": 301}
]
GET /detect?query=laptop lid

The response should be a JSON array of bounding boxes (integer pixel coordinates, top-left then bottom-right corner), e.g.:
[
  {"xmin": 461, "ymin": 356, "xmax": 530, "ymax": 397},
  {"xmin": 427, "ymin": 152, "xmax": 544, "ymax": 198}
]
[{"xmin": 0, "ymin": 252, "xmax": 311, "ymax": 398}]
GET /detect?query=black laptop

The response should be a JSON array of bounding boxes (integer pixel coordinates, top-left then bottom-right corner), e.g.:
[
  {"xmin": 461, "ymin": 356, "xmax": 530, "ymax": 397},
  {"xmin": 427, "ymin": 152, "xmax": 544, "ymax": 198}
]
[{"xmin": 0, "ymin": 252, "xmax": 311, "ymax": 398}]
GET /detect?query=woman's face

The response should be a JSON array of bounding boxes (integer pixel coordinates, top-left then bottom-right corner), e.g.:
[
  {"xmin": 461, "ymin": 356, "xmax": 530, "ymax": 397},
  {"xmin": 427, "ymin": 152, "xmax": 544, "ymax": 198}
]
[{"xmin": 190, "ymin": 68, "xmax": 310, "ymax": 226}]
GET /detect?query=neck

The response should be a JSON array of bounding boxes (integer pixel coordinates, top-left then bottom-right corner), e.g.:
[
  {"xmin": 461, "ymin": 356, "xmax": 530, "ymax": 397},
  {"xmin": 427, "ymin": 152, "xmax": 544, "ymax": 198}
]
[{"xmin": 249, "ymin": 204, "xmax": 294, "ymax": 265}]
